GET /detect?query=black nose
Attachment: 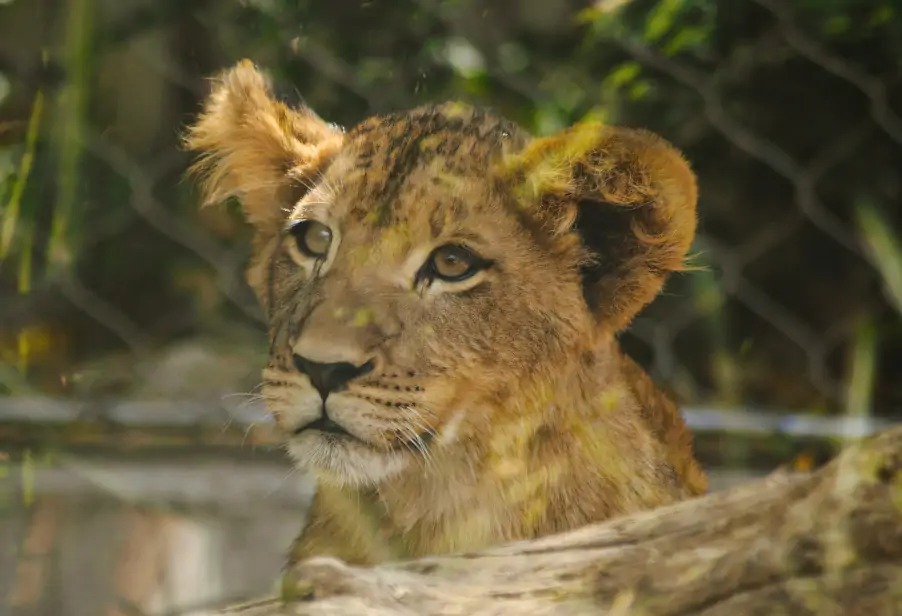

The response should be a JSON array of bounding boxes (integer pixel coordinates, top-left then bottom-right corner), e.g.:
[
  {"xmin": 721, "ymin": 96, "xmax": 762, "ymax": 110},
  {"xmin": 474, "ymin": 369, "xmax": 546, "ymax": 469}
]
[{"xmin": 292, "ymin": 355, "xmax": 374, "ymax": 399}]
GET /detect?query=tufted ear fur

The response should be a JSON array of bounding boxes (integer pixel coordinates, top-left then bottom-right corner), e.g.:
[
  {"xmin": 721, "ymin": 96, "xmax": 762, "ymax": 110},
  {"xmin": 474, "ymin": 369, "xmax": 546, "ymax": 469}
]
[
  {"xmin": 183, "ymin": 60, "xmax": 343, "ymax": 236},
  {"xmin": 503, "ymin": 123, "xmax": 698, "ymax": 332}
]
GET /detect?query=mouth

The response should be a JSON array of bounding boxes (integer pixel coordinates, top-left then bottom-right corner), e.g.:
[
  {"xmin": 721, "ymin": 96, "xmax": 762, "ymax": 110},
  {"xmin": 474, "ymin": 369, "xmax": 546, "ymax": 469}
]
[
  {"xmin": 291, "ymin": 415, "xmax": 438, "ymax": 452},
  {"xmin": 294, "ymin": 415, "xmax": 354, "ymax": 437}
]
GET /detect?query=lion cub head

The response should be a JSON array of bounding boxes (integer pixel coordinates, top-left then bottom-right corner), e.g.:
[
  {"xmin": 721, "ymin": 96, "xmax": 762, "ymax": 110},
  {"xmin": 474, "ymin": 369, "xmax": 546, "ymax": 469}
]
[{"xmin": 185, "ymin": 61, "xmax": 698, "ymax": 487}]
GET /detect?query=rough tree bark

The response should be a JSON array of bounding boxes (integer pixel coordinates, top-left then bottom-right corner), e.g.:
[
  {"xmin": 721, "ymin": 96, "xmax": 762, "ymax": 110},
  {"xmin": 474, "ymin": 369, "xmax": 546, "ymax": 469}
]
[{"xmin": 221, "ymin": 426, "xmax": 902, "ymax": 616}]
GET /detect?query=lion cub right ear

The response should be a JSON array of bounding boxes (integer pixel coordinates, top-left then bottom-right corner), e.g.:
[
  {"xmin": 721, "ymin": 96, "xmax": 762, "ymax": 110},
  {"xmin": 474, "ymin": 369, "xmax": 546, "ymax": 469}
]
[
  {"xmin": 500, "ymin": 123, "xmax": 698, "ymax": 333},
  {"xmin": 183, "ymin": 60, "xmax": 343, "ymax": 235}
]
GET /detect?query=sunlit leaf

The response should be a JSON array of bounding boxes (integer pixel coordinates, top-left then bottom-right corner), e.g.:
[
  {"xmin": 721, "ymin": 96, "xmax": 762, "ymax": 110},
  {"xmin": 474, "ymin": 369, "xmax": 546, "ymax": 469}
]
[
  {"xmin": 644, "ymin": 0, "xmax": 684, "ymax": 43},
  {"xmin": 663, "ymin": 26, "xmax": 708, "ymax": 56},
  {"xmin": 627, "ymin": 80, "xmax": 651, "ymax": 101},
  {"xmin": 605, "ymin": 62, "xmax": 640, "ymax": 88},
  {"xmin": 581, "ymin": 105, "xmax": 613, "ymax": 124}
]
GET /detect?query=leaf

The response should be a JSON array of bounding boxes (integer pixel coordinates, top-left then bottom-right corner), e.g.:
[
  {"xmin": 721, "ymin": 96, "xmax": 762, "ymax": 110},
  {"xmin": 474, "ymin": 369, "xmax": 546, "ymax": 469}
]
[
  {"xmin": 627, "ymin": 80, "xmax": 651, "ymax": 101},
  {"xmin": 0, "ymin": 91, "xmax": 44, "ymax": 261},
  {"xmin": 663, "ymin": 26, "xmax": 709, "ymax": 56},
  {"xmin": 856, "ymin": 200, "xmax": 902, "ymax": 316},
  {"xmin": 605, "ymin": 62, "xmax": 641, "ymax": 89},
  {"xmin": 644, "ymin": 0, "xmax": 684, "ymax": 43}
]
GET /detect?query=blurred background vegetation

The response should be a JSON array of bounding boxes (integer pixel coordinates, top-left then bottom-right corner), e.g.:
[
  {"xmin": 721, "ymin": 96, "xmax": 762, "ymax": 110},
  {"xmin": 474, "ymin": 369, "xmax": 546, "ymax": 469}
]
[
  {"xmin": 1, "ymin": 0, "xmax": 902, "ymax": 613},
  {"xmin": 0, "ymin": 0, "xmax": 900, "ymax": 448}
]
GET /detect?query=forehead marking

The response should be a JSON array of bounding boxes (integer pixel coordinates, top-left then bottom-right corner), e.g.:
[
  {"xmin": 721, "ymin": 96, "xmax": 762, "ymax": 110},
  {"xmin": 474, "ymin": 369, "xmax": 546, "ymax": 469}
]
[{"xmin": 342, "ymin": 105, "xmax": 520, "ymax": 230}]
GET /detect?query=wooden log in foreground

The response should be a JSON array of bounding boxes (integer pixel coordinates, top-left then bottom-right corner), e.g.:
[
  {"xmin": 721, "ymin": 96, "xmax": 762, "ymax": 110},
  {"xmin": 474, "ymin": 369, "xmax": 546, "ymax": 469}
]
[{"xmin": 222, "ymin": 426, "xmax": 902, "ymax": 616}]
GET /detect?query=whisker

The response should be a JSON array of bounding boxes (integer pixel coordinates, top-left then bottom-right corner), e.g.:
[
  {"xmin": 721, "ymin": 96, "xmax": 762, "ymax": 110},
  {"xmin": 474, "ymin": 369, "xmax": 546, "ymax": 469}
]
[
  {"xmin": 220, "ymin": 416, "xmax": 234, "ymax": 434},
  {"xmin": 241, "ymin": 422, "xmax": 258, "ymax": 449},
  {"xmin": 222, "ymin": 392, "xmax": 268, "ymax": 413},
  {"xmin": 396, "ymin": 406, "xmax": 436, "ymax": 471},
  {"xmin": 402, "ymin": 404, "xmax": 438, "ymax": 438},
  {"xmin": 219, "ymin": 382, "xmax": 275, "ymax": 435},
  {"xmin": 221, "ymin": 392, "xmax": 263, "ymax": 400},
  {"xmin": 392, "ymin": 420, "xmax": 431, "ymax": 472}
]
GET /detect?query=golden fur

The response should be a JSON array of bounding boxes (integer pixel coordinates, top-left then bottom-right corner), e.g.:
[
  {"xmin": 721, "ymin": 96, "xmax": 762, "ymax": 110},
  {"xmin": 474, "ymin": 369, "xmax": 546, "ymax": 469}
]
[{"xmin": 185, "ymin": 60, "xmax": 708, "ymax": 568}]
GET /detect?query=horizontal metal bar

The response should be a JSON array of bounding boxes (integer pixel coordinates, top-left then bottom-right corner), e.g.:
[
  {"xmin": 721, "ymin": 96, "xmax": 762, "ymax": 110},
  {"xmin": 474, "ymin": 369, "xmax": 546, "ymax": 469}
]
[{"xmin": 0, "ymin": 395, "xmax": 895, "ymax": 439}]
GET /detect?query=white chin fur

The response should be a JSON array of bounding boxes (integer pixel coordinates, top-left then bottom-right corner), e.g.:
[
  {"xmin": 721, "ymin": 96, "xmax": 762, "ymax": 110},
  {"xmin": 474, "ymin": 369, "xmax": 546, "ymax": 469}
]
[{"xmin": 286, "ymin": 431, "xmax": 410, "ymax": 487}]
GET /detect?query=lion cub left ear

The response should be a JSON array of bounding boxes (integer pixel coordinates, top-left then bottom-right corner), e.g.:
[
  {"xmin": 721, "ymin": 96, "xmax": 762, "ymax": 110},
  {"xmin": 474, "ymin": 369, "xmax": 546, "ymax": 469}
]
[
  {"xmin": 183, "ymin": 60, "xmax": 343, "ymax": 236},
  {"xmin": 506, "ymin": 124, "xmax": 698, "ymax": 332}
]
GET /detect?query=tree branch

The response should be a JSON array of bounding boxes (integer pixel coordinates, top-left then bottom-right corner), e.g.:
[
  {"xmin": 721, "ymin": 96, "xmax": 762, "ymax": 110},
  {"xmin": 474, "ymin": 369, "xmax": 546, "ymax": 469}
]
[{"xmin": 220, "ymin": 425, "xmax": 902, "ymax": 615}]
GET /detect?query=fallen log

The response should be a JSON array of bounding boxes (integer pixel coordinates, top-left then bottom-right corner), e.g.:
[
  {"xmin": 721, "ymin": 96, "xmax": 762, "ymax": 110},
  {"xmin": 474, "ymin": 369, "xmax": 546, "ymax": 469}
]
[{"xmin": 220, "ymin": 425, "xmax": 902, "ymax": 615}]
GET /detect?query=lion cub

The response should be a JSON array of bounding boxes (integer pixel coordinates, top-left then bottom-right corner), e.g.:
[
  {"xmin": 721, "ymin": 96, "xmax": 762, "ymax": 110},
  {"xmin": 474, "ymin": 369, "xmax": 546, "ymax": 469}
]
[{"xmin": 185, "ymin": 60, "xmax": 708, "ymax": 568}]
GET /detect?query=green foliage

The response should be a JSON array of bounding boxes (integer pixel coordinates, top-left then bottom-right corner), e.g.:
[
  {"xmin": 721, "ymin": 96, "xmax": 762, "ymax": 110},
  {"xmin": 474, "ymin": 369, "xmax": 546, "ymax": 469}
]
[
  {"xmin": 856, "ymin": 201, "xmax": 902, "ymax": 317},
  {"xmin": 643, "ymin": 0, "xmax": 688, "ymax": 43}
]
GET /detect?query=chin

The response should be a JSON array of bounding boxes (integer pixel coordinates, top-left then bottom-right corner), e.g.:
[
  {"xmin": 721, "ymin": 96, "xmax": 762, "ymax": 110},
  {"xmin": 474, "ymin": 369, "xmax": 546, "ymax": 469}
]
[{"xmin": 286, "ymin": 430, "xmax": 412, "ymax": 488}]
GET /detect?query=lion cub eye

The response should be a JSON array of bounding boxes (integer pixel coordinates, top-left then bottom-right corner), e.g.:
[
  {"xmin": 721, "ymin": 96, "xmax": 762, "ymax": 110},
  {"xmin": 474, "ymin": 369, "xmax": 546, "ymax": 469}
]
[
  {"xmin": 423, "ymin": 244, "xmax": 486, "ymax": 283},
  {"xmin": 289, "ymin": 220, "xmax": 332, "ymax": 258}
]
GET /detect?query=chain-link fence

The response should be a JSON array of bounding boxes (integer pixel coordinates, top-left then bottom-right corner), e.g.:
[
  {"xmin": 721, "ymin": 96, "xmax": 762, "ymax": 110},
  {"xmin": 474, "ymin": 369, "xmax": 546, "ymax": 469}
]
[{"xmin": 1, "ymin": 0, "xmax": 901, "ymax": 613}]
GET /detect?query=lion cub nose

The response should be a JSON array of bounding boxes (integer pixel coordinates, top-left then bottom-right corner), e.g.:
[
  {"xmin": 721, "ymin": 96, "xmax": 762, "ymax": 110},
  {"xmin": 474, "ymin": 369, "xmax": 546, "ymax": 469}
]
[{"xmin": 292, "ymin": 354, "xmax": 374, "ymax": 399}]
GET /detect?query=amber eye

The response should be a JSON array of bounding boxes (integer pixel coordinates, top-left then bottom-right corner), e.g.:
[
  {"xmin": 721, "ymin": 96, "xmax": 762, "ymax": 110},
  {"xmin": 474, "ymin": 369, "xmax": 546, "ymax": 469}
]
[
  {"xmin": 424, "ymin": 244, "xmax": 486, "ymax": 282},
  {"xmin": 289, "ymin": 220, "xmax": 332, "ymax": 258}
]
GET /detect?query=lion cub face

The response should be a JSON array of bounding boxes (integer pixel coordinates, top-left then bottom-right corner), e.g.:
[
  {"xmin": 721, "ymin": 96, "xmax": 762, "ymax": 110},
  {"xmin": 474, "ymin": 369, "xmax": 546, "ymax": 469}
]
[
  {"xmin": 185, "ymin": 61, "xmax": 698, "ymax": 487},
  {"xmin": 255, "ymin": 114, "xmax": 596, "ymax": 486}
]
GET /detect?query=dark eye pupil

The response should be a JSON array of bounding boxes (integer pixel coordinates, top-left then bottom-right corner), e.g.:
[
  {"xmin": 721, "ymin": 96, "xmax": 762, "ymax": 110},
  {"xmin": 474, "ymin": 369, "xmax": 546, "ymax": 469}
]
[
  {"xmin": 307, "ymin": 227, "xmax": 329, "ymax": 249},
  {"xmin": 432, "ymin": 246, "xmax": 475, "ymax": 280},
  {"xmin": 290, "ymin": 220, "xmax": 332, "ymax": 257}
]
